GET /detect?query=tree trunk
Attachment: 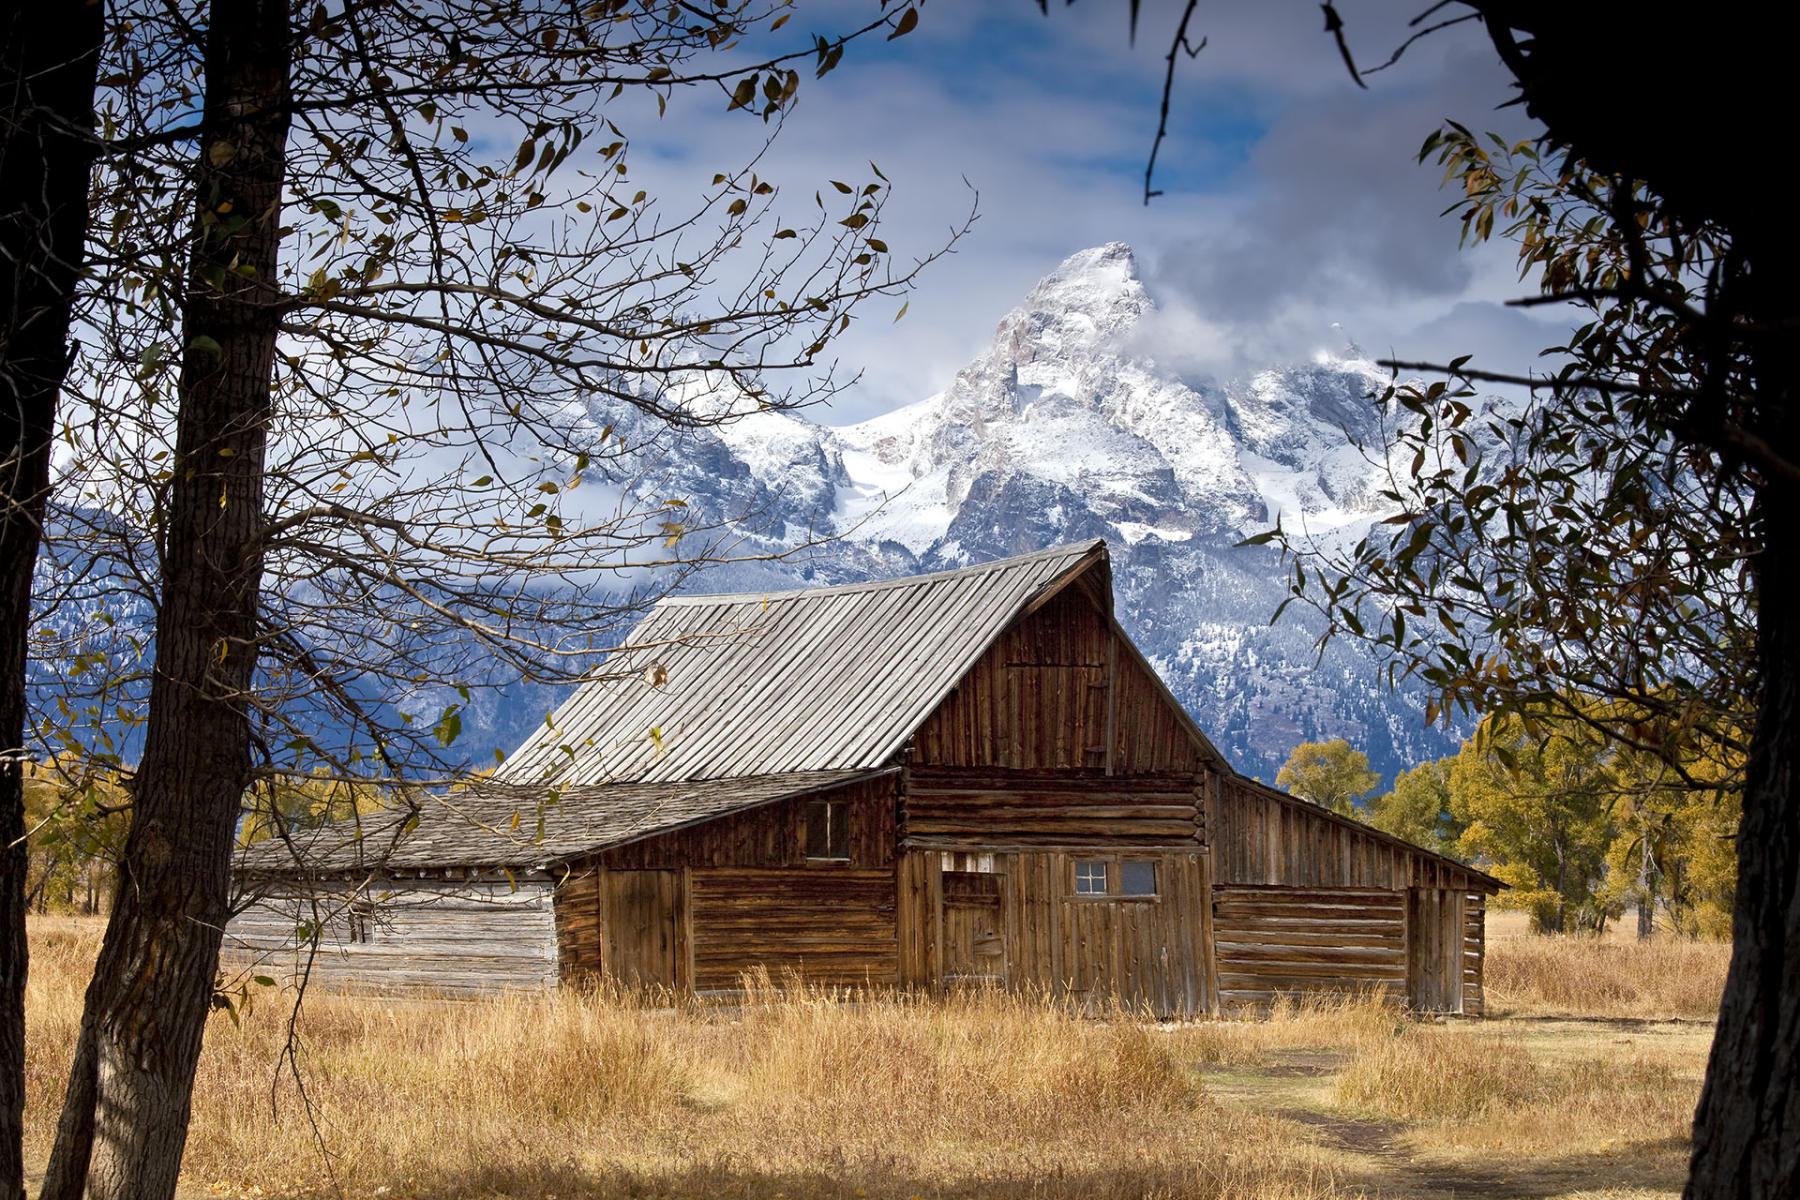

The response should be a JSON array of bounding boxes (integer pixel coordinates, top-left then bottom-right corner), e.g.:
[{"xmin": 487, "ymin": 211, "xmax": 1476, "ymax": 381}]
[
  {"xmin": 39, "ymin": 4, "xmax": 292, "ymax": 1198},
  {"xmin": 0, "ymin": 4, "xmax": 102, "ymax": 1198},
  {"xmin": 1686, "ymin": 292, "xmax": 1800, "ymax": 1195}
]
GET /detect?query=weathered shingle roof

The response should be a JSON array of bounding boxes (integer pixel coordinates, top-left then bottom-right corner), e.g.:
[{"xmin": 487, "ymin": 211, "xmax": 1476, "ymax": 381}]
[
  {"xmin": 494, "ymin": 539, "xmax": 1109, "ymax": 785},
  {"xmin": 235, "ymin": 768, "xmax": 889, "ymax": 874}
]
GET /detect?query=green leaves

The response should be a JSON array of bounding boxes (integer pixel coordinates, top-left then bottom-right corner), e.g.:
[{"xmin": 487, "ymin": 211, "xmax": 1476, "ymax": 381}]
[{"xmin": 433, "ymin": 704, "xmax": 463, "ymax": 748}]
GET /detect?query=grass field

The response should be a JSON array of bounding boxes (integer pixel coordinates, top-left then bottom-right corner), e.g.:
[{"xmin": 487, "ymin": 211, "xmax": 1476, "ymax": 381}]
[{"xmin": 22, "ymin": 916, "xmax": 1726, "ymax": 1200}]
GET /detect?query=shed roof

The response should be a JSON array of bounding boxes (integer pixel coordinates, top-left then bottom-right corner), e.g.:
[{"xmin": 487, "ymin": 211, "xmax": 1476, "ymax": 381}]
[
  {"xmin": 235, "ymin": 768, "xmax": 889, "ymax": 875},
  {"xmin": 494, "ymin": 539, "xmax": 1110, "ymax": 785}
]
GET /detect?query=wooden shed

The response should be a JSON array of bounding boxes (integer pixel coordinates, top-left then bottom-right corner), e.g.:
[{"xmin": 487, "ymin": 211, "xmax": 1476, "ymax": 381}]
[{"xmin": 231, "ymin": 540, "xmax": 1501, "ymax": 1015}]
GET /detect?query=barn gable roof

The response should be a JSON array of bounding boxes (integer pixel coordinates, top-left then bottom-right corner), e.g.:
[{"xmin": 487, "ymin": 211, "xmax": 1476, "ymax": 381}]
[
  {"xmin": 235, "ymin": 768, "xmax": 891, "ymax": 875},
  {"xmin": 494, "ymin": 539, "xmax": 1112, "ymax": 786}
]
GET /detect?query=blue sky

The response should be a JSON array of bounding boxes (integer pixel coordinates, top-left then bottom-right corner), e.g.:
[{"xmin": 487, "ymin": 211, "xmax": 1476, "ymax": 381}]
[{"xmin": 631, "ymin": 1, "xmax": 1571, "ymax": 423}]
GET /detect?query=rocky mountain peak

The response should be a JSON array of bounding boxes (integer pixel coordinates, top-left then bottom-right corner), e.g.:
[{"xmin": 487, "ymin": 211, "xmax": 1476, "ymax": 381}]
[{"xmin": 548, "ymin": 245, "xmax": 1469, "ymax": 782}]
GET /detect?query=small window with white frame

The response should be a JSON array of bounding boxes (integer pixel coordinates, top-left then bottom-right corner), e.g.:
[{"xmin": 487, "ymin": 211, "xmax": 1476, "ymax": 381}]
[
  {"xmin": 806, "ymin": 798, "xmax": 851, "ymax": 861},
  {"xmin": 1071, "ymin": 858, "xmax": 1160, "ymax": 899}
]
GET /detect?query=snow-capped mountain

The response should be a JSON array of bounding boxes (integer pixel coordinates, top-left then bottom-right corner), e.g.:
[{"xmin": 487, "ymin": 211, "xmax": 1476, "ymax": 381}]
[
  {"xmin": 593, "ymin": 242, "xmax": 1464, "ymax": 783},
  {"xmin": 27, "ymin": 243, "xmax": 1465, "ymax": 786}
]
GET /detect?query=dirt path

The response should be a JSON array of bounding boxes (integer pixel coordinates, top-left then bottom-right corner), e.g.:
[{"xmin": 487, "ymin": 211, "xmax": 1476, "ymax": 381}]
[{"xmin": 1195, "ymin": 1024, "xmax": 1696, "ymax": 1200}]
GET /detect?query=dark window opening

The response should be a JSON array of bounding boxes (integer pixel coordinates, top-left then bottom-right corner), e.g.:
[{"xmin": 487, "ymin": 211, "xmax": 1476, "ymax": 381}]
[
  {"xmin": 806, "ymin": 799, "xmax": 851, "ymax": 861},
  {"xmin": 1119, "ymin": 860, "xmax": 1158, "ymax": 897},
  {"xmin": 345, "ymin": 900, "xmax": 376, "ymax": 944}
]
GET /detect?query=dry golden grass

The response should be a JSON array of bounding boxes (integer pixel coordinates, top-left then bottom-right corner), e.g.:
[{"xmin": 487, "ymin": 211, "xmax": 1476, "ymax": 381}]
[
  {"xmin": 1484, "ymin": 933, "xmax": 1730, "ymax": 1019},
  {"xmin": 25, "ymin": 921, "xmax": 1341, "ymax": 1200},
  {"xmin": 24, "ymin": 917, "xmax": 1728, "ymax": 1200},
  {"xmin": 1161, "ymin": 989, "xmax": 1411, "ymax": 1067},
  {"xmin": 1335, "ymin": 1024, "xmax": 1698, "ymax": 1148}
]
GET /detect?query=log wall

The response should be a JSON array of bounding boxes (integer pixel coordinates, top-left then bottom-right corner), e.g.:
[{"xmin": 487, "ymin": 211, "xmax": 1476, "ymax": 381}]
[
  {"xmin": 902, "ymin": 765, "xmax": 1203, "ymax": 851},
  {"xmin": 690, "ymin": 868, "xmax": 898, "ymax": 989},
  {"xmin": 1212, "ymin": 885, "xmax": 1406, "ymax": 1009},
  {"xmin": 227, "ymin": 876, "xmax": 559, "ymax": 996},
  {"xmin": 911, "ymin": 587, "xmax": 1204, "ymax": 775}
]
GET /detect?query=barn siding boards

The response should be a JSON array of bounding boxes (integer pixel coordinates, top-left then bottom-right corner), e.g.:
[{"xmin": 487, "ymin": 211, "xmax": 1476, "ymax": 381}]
[
  {"xmin": 689, "ymin": 868, "xmax": 899, "ymax": 990},
  {"xmin": 1215, "ymin": 777, "xmax": 1499, "ymax": 896},
  {"xmin": 554, "ymin": 869, "xmax": 602, "ymax": 984},
  {"xmin": 1396, "ymin": 888, "xmax": 1468, "ymax": 1007},
  {"xmin": 227, "ymin": 877, "xmax": 558, "ymax": 996},
  {"xmin": 982, "ymin": 850, "xmax": 1206, "ymax": 1017},
  {"xmin": 911, "ymin": 588, "xmax": 1211, "ymax": 776},
  {"xmin": 590, "ymin": 775, "xmax": 897, "ymax": 872},
  {"xmin": 896, "ymin": 851, "xmax": 937, "ymax": 986},
  {"xmin": 1210, "ymin": 774, "xmax": 1498, "ymax": 1014}
]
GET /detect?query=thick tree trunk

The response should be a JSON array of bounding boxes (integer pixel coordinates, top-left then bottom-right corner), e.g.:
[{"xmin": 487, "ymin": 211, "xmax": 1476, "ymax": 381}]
[
  {"xmin": 1687, "ymin": 495, "xmax": 1800, "ymax": 1196},
  {"xmin": 0, "ymin": 5, "xmax": 102, "ymax": 1199},
  {"xmin": 1686, "ymin": 284, "xmax": 1800, "ymax": 1195},
  {"xmin": 39, "ymin": 4, "xmax": 292, "ymax": 1198}
]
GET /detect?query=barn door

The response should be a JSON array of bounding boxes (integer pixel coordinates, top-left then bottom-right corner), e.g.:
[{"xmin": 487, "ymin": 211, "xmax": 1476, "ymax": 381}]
[
  {"xmin": 941, "ymin": 870, "xmax": 1007, "ymax": 984},
  {"xmin": 1405, "ymin": 887, "xmax": 1466, "ymax": 1013},
  {"xmin": 602, "ymin": 869, "xmax": 679, "ymax": 989}
]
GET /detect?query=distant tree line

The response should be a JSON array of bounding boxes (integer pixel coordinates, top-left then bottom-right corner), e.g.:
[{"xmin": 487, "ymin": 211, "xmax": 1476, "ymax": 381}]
[
  {"xmin": 20, "ymin": 768, "xmax": 400, "ymax": 916},
  {"xmin": 1278, "ymin": 715, "xmax": 1738, "ymax": 939}
]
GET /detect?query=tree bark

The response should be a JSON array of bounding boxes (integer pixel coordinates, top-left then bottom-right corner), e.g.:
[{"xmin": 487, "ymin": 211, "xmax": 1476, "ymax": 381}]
[
  {"xmin": 0, "ymin": 4, "xmax": 102, "ymax": 1198},
  {"xmin": 39, "ymin": 3, "xmax": 292, "ymax": 1197},
  {"xmin": 1685, "ymin": 260, "xmax": 1800, "ymax": 1197}
]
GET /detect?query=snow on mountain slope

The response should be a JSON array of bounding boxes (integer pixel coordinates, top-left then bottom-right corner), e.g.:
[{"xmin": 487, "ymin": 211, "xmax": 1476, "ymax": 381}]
[
  {"xmin": 567, "ymin": 241, "xmax": 1465, "ymax": 784},
  {"xmin": 27, "ymin": 244, "xmax": 1471, "ymax": 784}
]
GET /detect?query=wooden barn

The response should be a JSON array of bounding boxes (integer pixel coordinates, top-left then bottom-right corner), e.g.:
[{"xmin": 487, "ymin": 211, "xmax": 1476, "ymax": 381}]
[{"xmin": 231, "ymin": 540, "xmax": 1501, "ymax": 1015}]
